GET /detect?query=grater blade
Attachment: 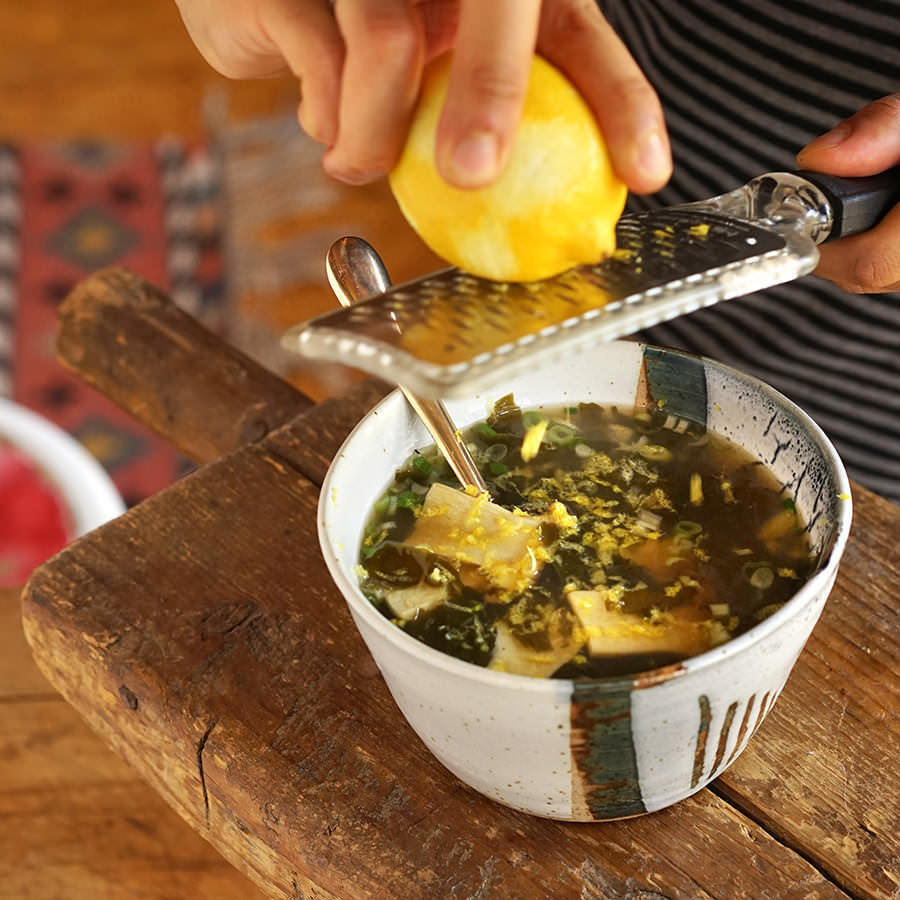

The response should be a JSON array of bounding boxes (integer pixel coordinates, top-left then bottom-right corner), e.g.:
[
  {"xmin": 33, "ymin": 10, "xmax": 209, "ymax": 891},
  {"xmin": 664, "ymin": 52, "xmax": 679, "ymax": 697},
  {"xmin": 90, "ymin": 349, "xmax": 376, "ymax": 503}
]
[{"xmin": 283, "ymin": 203, "xmax": 819, "ymax": 399}]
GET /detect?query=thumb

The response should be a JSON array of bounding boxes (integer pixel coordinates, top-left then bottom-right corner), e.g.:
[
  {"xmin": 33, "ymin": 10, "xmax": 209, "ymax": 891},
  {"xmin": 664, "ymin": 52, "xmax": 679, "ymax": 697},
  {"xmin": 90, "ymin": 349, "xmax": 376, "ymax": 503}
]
[{"xmin": 796, "ymin": 93, "xmax": 900, "ymax": 176}]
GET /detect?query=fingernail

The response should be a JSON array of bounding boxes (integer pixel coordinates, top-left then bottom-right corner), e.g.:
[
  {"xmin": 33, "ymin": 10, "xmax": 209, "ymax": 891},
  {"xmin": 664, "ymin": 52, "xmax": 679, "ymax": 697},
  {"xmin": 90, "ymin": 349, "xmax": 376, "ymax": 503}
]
[
  {"xmin": 448, "ymin": 130, "xmax": 500, "ymax": 187},
  {"xmin": 323, "ymin": 151, "xmax": 374, "ymax": 186},
  {"xmin": 636, "ymin": 128, "xmax": 671, "ymax": 180},
  {"xmin": 805, "ymin": 121, "xmax": 852, "ymax": 152}
]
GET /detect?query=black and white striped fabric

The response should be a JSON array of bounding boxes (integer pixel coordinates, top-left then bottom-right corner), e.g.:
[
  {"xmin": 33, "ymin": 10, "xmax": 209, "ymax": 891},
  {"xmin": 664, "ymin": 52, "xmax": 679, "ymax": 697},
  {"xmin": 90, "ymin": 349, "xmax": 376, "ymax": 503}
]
[{"xmin": 598, "ymin": 0, "xmax": 900, "ymax": 503}]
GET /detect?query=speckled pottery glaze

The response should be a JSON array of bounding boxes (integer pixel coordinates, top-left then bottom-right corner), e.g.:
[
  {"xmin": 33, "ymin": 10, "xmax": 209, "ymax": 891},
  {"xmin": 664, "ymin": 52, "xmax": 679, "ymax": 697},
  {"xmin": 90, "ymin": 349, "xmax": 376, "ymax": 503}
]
[{"xmin": 319, "ymin": 342, "xmax": 852, "ymax": 821}]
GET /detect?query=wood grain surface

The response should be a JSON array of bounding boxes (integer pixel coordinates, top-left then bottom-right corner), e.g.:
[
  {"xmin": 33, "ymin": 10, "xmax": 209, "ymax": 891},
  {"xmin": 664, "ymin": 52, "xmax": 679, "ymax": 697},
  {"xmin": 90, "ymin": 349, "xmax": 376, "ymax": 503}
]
[
  {"xmin": 0, "ymin": 586, "xmax": 267, "ymax": 900},
  {"xmin": 1, "ymin": 3, "xmax": 292, "ymax": 893},
  {"xmin": 57, "ymin": 268, "xmax": 314, "ymax": 465},
  {"xmin": 20, "ymin": 279, "xmax": 900, "ymax": 897}
]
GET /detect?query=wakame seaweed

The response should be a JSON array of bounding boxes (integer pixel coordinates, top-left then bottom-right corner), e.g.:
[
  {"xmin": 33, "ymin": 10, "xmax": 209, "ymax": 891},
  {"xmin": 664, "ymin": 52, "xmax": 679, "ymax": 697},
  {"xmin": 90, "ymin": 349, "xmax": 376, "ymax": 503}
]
[{"xmin": 358, "ymin": 398, "xmax": 816, "ymax": 679}]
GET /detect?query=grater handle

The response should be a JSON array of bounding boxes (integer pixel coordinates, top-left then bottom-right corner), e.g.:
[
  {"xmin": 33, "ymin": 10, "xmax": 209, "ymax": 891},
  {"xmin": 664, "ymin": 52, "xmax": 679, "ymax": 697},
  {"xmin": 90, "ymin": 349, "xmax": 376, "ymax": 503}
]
[
  {"xmin": 796, "ymin": 166, "xmax": 900, "ymax": 241},
  {"xmin": 326, "ymin": 237, "xmax": 489, "ymax": 494}
]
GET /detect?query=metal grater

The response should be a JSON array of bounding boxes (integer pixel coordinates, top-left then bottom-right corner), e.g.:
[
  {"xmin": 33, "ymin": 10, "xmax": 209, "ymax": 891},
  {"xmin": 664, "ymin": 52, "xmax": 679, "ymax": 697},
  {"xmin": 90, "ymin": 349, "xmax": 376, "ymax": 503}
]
[{"xmin": 282, "ymin": 169, "xmax": 899, "ymax": 398}]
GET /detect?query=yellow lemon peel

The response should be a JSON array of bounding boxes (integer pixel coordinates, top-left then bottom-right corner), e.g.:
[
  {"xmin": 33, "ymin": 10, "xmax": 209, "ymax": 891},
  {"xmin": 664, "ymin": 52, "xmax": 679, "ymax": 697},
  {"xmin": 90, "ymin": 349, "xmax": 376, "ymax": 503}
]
[{"xmin": 390, "ymin": 53, "xmax": 627, "ymax": 283}]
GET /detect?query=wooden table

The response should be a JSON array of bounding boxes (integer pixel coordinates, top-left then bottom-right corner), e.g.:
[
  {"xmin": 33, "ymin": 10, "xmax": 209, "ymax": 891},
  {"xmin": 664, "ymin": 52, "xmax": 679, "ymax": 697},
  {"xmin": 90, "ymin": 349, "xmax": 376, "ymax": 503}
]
[
  {"xmin": 0, "ymin": 585, "xmax": 271, "ymax": 899},
  {"xmin": 12, "ymin": 268, "xmax": 900, "ymax": 900},
  {"xmin": 0, "ymin": 0, "xmax": 298, "ymax": 141}
]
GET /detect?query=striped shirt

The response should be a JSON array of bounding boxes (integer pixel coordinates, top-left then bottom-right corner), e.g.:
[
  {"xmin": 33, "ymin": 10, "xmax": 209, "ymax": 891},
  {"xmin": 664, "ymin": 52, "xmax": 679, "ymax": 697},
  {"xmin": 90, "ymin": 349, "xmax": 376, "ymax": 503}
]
[{"xmin": 599, "ymin": 0, "xmax": 900, "ymax": 503}]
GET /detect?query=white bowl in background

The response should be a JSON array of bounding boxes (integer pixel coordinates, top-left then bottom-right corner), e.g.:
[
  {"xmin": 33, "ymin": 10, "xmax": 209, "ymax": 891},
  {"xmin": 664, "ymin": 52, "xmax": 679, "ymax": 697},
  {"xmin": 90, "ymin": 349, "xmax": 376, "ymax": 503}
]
[{"xmin": 0, "ymin": 397, "xmax": 125, "ymax": 544}]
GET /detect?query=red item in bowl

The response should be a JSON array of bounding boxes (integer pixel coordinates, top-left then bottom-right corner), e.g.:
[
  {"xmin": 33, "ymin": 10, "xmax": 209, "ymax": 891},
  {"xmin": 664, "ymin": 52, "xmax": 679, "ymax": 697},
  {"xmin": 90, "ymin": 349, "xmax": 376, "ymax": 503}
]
[{"xmin": 0, "ymin": 443, "xmax": 72, "ymax": 587}]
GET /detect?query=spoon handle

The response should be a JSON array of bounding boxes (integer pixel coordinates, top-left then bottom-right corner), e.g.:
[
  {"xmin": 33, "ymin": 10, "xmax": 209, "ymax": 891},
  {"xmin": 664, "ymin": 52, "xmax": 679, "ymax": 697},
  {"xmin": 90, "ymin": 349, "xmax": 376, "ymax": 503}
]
[{"xmin": 326, "ymin": 237, "xmax": 489, "ymax": 494}]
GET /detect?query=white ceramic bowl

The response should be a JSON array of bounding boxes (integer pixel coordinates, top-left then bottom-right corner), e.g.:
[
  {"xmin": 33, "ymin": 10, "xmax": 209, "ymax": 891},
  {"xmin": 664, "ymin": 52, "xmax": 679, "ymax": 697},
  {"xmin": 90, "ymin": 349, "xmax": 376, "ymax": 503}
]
[
  {"xmin": 0, "ymin": 398, "xmax": 125, "ymax": 542},
  {"xmin": 319, "ymin": 342, "xmax": 852, "ymax": 821}
]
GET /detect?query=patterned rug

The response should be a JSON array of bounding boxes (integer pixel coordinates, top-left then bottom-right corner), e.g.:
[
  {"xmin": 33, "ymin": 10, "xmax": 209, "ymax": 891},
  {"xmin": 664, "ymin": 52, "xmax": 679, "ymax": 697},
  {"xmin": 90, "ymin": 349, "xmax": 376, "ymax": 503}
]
[{"xmin": 0, "ymin": 139, "xmax": 225, "ymax": 507}]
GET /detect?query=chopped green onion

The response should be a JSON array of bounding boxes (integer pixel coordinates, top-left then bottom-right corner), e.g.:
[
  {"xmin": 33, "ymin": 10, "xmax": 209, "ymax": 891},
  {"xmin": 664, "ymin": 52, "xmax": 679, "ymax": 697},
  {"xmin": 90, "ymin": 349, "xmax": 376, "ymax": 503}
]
[
  {"xmin": 674, "ymin": 521, "xmax": 703, "ymax": 538},
  {"xmin": 488, "ymin": 461, "xmax": 509, "ymax": 476},
  {"xmin": 545, "ymin": 422, "xmax": 578, "ymax": 446},
  {"xmin": 412, "ymin": 454, "xmax": 433, "ymax": 477},
  {"xmin": 395, "ymin": 491, "xmax": 422, "ymax": 509},
  {"xmin": 743, "ymin": 561, "xmax": 774, "ymax": 589},
  {"xmin": 522, "ymin": 410, "xmax": 547, "ymax": 429},
  {"xmin": 754, "ymin": 602, "xmax": 784, "ymax": 621},
  {"xmin": 750, "ymin": 567, "xmax": 774, "ymax": 589},
  {"xmin": 638, "ymin": 444, "xmax": 673, "ymax": 462},
  {"xmin": 476, "ymin": 423, "xmax": 498, "ymax": 441}
]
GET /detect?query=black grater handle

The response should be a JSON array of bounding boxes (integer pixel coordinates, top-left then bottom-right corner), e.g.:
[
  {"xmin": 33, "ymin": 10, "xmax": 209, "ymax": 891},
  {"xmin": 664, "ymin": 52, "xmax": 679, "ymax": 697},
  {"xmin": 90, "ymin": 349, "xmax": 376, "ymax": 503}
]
[{"xmin": 796, "ymin": 166, "xmax": 900, "ymax": 241}]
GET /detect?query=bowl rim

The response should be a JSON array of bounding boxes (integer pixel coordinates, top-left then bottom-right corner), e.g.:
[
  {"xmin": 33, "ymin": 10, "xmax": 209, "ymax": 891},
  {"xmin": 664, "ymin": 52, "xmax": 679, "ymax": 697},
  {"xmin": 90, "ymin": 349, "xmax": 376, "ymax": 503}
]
[
  {"xmin": 0, "ymin": 397, "xmax": 125, "ymax": 537},
  {"xmin": 319, "ymin": 344, "xmax": 853, "ymax": 695}
]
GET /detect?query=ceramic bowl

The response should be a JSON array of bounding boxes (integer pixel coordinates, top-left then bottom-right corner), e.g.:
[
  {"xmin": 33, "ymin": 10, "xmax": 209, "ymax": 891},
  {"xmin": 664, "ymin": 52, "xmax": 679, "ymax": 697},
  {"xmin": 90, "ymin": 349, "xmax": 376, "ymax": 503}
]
[
  {"xmin": 0, "ymin": 398, "xmax": 125, "ymax": 584},
  {"xmin": 318, "ymin": 342, "xmax": 852, "ymax": 821}
]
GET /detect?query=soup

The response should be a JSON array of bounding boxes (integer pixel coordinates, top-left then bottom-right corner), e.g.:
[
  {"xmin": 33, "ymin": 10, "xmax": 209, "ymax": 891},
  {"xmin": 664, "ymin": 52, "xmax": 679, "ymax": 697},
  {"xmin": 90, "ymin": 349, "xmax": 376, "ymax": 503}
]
[{"xmin": 357, "ymin": 396, "xmax": 816, "ymax": 678}]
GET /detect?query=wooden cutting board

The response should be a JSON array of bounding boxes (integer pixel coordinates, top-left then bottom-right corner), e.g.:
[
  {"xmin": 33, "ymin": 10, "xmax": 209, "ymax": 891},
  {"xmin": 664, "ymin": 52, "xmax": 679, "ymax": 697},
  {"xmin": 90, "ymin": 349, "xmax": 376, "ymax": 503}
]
[
  {"xmin": 0, "ymin": 586, "xmax": 271, "ymax": 899},
  {"xmin": 19, "ymin": 269, "xmax": 900, "ymax": 900}
]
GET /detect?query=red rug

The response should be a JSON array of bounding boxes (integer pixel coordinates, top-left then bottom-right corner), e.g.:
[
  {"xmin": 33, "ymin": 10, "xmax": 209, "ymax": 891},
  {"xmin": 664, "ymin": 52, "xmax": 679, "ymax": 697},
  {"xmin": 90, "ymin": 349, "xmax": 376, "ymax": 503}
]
[{"xmin": 2, "ymin": 139, "xmax": 225, "ymax": 507}]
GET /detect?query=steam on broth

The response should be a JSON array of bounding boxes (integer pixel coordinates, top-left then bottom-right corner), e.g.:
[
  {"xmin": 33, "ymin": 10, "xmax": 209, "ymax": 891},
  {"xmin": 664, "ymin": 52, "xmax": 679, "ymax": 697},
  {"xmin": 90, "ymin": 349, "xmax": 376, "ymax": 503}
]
[{"xmin": 357, "ymin": 396, "xmax": 816, "ymax": 679}]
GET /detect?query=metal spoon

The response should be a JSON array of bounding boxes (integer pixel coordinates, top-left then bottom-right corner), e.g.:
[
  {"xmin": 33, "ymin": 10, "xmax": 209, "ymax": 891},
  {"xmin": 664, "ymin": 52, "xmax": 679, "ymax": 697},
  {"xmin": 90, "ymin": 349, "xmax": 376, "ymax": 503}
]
[{"xmin": 326, "ymin": 237, "xmax": 489, "ymax": 494}]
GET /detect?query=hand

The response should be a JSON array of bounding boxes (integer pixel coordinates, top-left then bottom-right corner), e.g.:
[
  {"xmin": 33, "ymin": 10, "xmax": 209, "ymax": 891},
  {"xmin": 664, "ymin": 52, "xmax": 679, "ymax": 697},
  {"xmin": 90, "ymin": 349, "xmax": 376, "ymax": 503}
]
[
  {"xmin": 796, "ymin": 93, "xmax": 900, "ymax": 293},
  {"xmin": 174, "ymin": 0, "xmax": 672, "ymax": 194}
]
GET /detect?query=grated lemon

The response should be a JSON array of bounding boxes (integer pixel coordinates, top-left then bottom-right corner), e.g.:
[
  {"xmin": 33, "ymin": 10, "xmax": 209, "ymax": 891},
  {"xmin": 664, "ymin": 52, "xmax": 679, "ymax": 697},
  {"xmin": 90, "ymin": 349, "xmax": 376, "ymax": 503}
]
[{"xmin": 389, "ymin": 53, "xmax": 627, "ymax": 283}]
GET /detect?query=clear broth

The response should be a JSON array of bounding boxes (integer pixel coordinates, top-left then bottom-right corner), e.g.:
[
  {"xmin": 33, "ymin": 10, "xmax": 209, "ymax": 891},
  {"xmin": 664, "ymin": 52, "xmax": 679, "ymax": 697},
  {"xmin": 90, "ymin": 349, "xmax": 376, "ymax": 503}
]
[{"xmin": 358, "ymin": 397, "xmax": 816, "ymax": 678}]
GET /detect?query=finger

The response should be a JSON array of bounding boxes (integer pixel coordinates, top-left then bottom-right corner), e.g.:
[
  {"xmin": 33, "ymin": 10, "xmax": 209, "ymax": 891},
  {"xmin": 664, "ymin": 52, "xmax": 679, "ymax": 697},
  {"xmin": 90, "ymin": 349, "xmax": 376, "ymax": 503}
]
[
  {"xmin": 433, "ymin": 0, "xmax": 542, "ymax": 188},
  {"xmin": 537, "ymin": 0, "xmax": 671, "ymax": 194},
  {"xmin": 259, "ymin": 0, "xmax": 345, "ymax": 147},
  {"xmin": 796, "ymin": 93, "xmax": 900, "ymax": 176},
  {"xmin": 323, "ymin": 0, "xmax": 426, "ymax": 184},
  {"xmin": 814, "ymin": 200, "xmax": 900, "ymax": 293},
  {"xmin": 416, "ymin": 0, "xmax": 460, "ymax": 61},
  {"xmin": 176, "ymin": 0, "xmax": 293, "ymax": 79}
]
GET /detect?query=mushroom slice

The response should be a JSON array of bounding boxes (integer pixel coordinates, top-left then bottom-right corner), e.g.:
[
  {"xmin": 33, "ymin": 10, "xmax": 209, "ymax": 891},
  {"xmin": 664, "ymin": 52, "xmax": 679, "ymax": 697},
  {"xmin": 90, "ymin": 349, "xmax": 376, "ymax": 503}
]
[
  {"xmin": 384, "ymin": 580, "xmax": 449, "ymax": 620},
  {"xmin": 488, "ymin": 620, "xmax": 582, "ymax": 678},
  {"xmin": 568, "ymin": 590, "xmax": 709, "ymax": 658},
  {"xmin": 404, "ymin": 483, "xmax": 551, "ymax": 593}
]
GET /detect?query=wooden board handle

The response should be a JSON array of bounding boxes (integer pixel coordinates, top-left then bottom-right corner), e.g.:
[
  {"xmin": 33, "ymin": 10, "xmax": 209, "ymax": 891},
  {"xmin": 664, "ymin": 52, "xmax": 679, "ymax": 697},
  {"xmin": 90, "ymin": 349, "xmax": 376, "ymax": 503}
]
[{"xmin": 57, "ymin": 267, "xmax": 313, "ymax": 465}]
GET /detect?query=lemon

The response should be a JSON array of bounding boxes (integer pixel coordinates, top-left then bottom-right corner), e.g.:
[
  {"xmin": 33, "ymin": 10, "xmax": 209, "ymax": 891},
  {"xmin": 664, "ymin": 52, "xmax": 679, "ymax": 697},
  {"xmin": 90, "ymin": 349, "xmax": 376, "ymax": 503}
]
[{"xmin": 389, "ymin": 53, "xmax": 627, "ymax": 283}]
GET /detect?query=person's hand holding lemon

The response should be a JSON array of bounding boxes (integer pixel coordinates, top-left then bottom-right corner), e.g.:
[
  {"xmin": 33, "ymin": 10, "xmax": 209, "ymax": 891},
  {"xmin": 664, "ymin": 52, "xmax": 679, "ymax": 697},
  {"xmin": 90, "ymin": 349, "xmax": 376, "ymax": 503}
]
[
  {"xmin": 177, "ymin": 1, "xmax": 671, "ymax": 188},
  {"xmin": 176, "ymin": 0, "xmax": 672, "ymax": 279}
]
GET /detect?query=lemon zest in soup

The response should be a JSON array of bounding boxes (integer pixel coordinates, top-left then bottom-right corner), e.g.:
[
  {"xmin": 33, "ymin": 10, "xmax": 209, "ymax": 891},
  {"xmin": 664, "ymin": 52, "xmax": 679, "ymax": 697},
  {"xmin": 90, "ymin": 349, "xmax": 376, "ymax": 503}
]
[
  {"xmin": 406, "ymin": 482, "xmax": 561, "ymax": 594},
  {"xmin": 521, "ymin": 419, "xmax": 549, "ymax": 462},
  {"xmin": 358, "ymin": 397, "xmax": 817, "ymax": 677}
]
